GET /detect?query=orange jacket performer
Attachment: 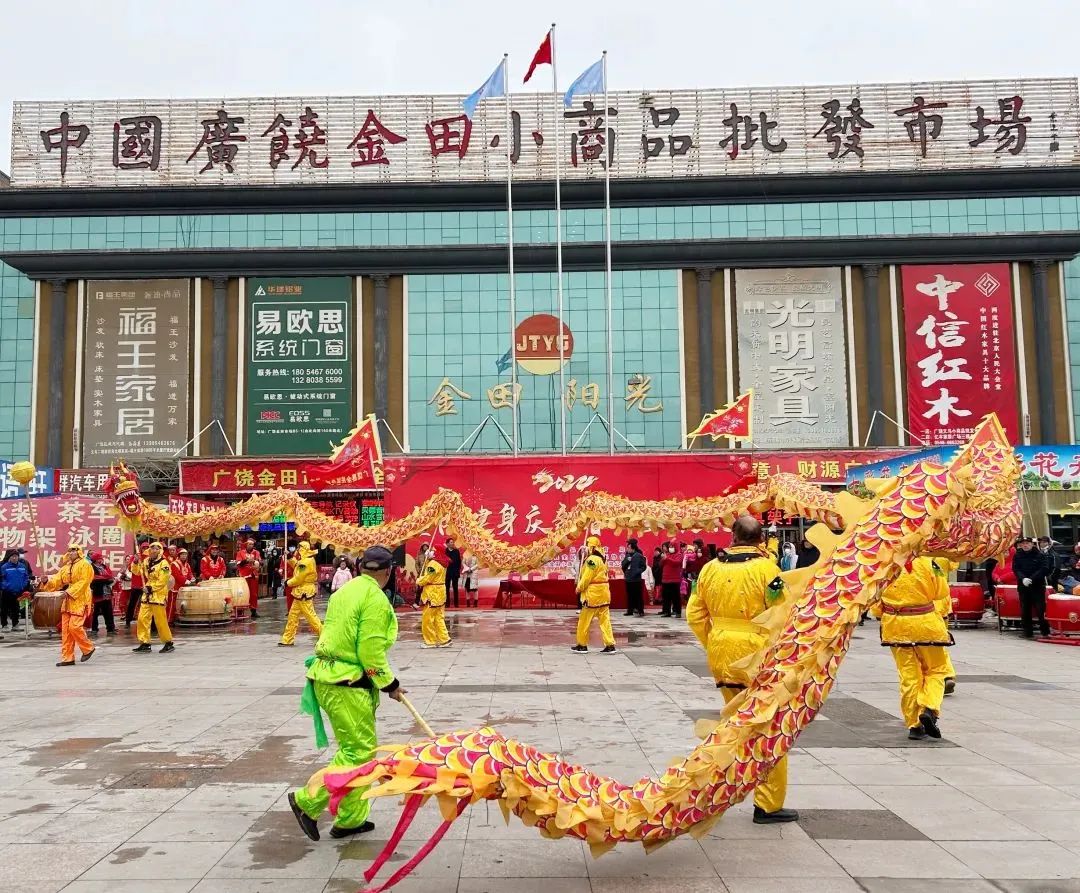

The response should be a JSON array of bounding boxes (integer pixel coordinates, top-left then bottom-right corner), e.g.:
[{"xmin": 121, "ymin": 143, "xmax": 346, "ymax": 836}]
[
  {"xmin": 687, "ymin": 516, "xmax": 796, "ymax": 824},
  {"xmin": 133, "ymin": 542, "xmax": 175, "ymax": 654},
  {"xmin": 571, "ymin": 535, "xmax": 616, "ymax": 654},
  {"xmin": 871, "ymin": 557, "xmax": 953, "ymax": 740},
  {"xmin": 40, "ymin": 543, "xmax": 96, "ymax": 667},
  {"xmin": 279, "ymin": 541, "xmax": 324, "ymax": 646}
]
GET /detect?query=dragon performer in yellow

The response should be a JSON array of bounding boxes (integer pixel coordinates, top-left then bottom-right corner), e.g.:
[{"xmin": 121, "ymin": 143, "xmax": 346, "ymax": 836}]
[{"xmin": 103, "ymin": 417, "xmax": 1020, "ymax": 893}]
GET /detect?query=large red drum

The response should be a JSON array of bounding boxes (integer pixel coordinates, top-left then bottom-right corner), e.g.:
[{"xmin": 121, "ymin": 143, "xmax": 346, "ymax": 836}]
[
  {"xmin": 996, "ymin": 585, "xmax": 1022, "ymax": 624},
  {"xmin": 950, "ymin": 582, "xmax": 985, "ymax": 624},
  {"xmin": 1047, "ymin": 593, "xmax": 1080, "ymax": 636}
]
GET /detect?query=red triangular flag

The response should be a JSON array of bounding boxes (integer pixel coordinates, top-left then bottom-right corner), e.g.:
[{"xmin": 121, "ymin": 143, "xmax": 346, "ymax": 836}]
[
  {"xmin": 688, "ymin": 391, "xmax": 754, "ymax": 442},
  {"xmin": 523, "ymin": 31, "xmax": 552, "ymax": 83}
]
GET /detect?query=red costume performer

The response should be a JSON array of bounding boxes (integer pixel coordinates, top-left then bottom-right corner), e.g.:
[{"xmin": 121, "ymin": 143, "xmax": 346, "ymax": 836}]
[
  {"xmin": 200, "ymin": 547, "xmax": 226, "ymax": 580},
  {"xmin": 238, "ymin": 558, "xmax": 260, "ymax": 618}
]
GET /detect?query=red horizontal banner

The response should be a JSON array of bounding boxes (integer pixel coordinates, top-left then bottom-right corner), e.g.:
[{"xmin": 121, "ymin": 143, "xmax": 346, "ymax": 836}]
[{"xmin": 179, "ymin": 459, "xmax": 377, "ymax": 495}]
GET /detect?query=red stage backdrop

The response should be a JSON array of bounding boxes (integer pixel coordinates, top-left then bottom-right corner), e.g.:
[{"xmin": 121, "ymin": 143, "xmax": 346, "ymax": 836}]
[
  {"xmin": 901, "ymin": 263, "xmax": 1019, "ymax": 445},
  {"xmin": 0, "ymin": 495, "xmax": 132, "ymax": 574}
]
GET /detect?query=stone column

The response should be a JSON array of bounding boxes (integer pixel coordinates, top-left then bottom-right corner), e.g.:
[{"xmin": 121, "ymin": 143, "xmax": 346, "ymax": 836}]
[
  {"xmin": 373, "ymin": 274, "xmax": 390, "ymax": 426},
  {"xmin": 210, "ymin": 276, "xmax": 228, "ymax": 455},
  {"xmin": 1031, "ymin": 260, "xmax": 1057, "ymax": 442},
  {"xmin": 695, "ymin": 268, "xmax": 715, "ymax": 420},
  {"xmin": 46, "ymin": 279, "xmax": 69, "ymax": 466},
  {"xmin": 861, "ymin": 264, "xmax": 884, "ymax": 446}
]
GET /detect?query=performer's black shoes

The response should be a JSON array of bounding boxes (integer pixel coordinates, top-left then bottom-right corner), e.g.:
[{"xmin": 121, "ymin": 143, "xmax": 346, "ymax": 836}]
[
  {"xmin": 160, "ymin": 642, "xmax": 175, "ymax": 654},
  {"xmin": 753, "ymin": 806, "xmax": 799, "ymax": 824},
  {"xmin": 288, "ymin": 792, "xmax": 320, "ymax": 841},
  {"xmin": 601, "ymin": 645, "xmax": 617, "ymax": 654},
  {"xmin": 944, "ymin": 677, "xmax": 956, "ymax": 695},
  {"xmin": 132, "ymin": 643, "xmax": 152, "ymax": 653},
  {"xmin": 329, "ymin": 821, "xmax": 375, "ymax": 839},
  {"xmin": 570, "ymin": 645, "xmax": 588, "ymax": 654},
  {"xmin": 55, "ymin": 660, "xmax": 75, "ymax": 667},
  {"xmin": 277, "ymin": 642, "xmax": 294, "ymax": 647},
  {"xmin": 919, "ymin": 709, "xmax": 942, "ymax": 739},
  {"xmin": 908, "ymin": 726, "xmax": 928, "ymax": 740},
  {"xmin": 250, "ymin": 611, "xmax": 259, "ymax": 619},
  {"xmin": 80, "ymin": 649, "xmax": 95, "ymax": 662}
]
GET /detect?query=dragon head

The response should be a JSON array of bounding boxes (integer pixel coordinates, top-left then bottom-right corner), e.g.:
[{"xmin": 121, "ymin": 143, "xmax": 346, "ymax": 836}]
[{"xmin": 103, "ymin": 461, "xmax": 143, "ymax": 522}]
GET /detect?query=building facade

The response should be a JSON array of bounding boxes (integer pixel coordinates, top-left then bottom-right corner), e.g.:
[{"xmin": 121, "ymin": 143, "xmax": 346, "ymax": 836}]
[{"xmin": 1, "ymin": 76, "xmax": 1078, "ymax": 472}]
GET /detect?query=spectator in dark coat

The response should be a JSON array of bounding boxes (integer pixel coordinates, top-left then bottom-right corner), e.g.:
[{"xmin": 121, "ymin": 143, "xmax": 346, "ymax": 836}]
[
  {"xmin": 621, "ymin": 539, "xmax": 647, "ymax": 617},
  {"xmin": 1013, "ymin": 537, "xmax": 1050, "ymax": 638}
]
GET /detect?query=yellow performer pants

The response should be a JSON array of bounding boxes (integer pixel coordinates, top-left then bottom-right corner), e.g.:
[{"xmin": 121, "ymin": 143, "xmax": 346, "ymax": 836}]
[
  {"xmin": 60, "ymin": 612, "xmax": 94, "ymax": 663},
  {"xmin": 576, "ymin": 605, "xmax": 615, "ymax": 648},
  {"xmin": 280, "ymin": 599, "xmax": 323, "ymax": 645},
  {"xmin": 943, "ymin": 651, "xmax": 956, "ymax": 679},
  {"xmin": 721, "ymin": 686, "xmax": 786, "ymax": 813},
  {"xmin": 421, "ymin": 605, "xmax": 450, "ymax": 645},
  {"xmin": 890, "ymin": 645, "xmax": 950, "ymax": 728},
  {"xmin": 137, "ymin": 603, "xmax": 173, "ymax": 644}
]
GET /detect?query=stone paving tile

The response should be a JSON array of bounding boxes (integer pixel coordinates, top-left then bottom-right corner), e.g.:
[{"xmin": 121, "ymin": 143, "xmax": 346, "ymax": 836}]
[
  {"xmin": 819, "ymin": 840, "xmax": 979, "ymax": 878},
  {"xmin": 3, "ymin": 612, "xmax": 1080, "ymax": 890}
]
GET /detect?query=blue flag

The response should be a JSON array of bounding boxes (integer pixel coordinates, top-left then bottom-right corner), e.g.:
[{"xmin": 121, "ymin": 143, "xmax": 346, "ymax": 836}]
[
  {"xmin": 463, "ymin": 61, "xmax": 506, "ymax": 119},
  {"xmin": 495, "ymin": 348, "xmax": 512, "ymax": 374},
  {"xmin": 564, "ymin": 57, "xmax": 605, "ymax": 108}
]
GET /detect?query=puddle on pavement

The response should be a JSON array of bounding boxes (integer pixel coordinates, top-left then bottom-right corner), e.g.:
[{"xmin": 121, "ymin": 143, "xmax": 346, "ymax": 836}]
[
  {"xmin": 24, "ymin": 737, "xmax": 122, "ymax": 768},
  {"xmin": 108, "ymin": 846, "xmax": 151, "ymax": 864}
]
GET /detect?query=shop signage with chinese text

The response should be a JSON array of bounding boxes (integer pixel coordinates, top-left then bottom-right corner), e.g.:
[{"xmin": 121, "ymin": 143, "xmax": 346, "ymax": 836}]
[
  {"xmin": 245, "ymin": 277, "xmax": 354, "ymax": 456},
  {"xmin": 0, "ymin": 495, "xmax": 131, "ymax": 573},
  {"xmin": 901, "ymin": 263, "xmax": 1020, "ymax": 445},
  {"xmin": 81, "ymin": 279, "xmax": 191, "ymax": 462},
  {"xmin": 13, "ymin": 78, "xmax": 1078, "ymax": 188},
  {"xmin": 734, "ymin": 267, "xmax": 849, "ymax": 448},
  {"xmin": 179, "ymin": 459, "xmax": 370, "ymax": 495}
]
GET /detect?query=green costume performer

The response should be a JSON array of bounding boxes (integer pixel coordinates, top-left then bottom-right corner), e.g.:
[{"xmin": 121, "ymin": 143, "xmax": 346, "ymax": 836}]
[{"xmin": 289, "ymin": 545, "xmax": 401, "ymax": 841}]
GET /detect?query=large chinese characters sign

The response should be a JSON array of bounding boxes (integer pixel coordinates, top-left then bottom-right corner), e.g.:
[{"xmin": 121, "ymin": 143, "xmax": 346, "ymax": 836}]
[
  {"xmin": 11, "ymin": 78, "xmax": 1079, "ymax": 187},
  {"xmin": 245, "ymin": 277, "xmax": 354, "ymax": 456},
  {"xmin": 0, "ymin": 496, "xmax": 131, "ymax": 574},
  {"xmin": 735, "ymin": 268, "xmax": 850, "ymax": 448},
  {"xmin": 81, "ymin": 280, "xmax": 191, "ymax": 463},
  {"xmin": 901, "ymin": 264, "xmax": 1019, "ymax": 445}
]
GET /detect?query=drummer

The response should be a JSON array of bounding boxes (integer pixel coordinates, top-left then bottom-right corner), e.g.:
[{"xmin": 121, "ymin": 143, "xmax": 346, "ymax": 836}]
[
  {"xmin": 200, "ymin": 543, "xmax": 227, "ymax": 581},
  {"xmin": 38, "ymin": 543, "xmax": 96, "ymax": 667}
]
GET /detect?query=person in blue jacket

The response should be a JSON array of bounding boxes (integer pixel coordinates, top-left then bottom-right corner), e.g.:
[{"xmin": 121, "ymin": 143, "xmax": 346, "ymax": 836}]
[{"xmin": 0, "ymin": 549, "xmax": 32, "ymax": 632}]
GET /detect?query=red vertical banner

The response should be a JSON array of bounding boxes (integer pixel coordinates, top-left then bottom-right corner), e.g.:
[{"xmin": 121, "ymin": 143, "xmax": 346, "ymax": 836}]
[{"xmin": 901, "ymin": 263, "xmax": 1019, "ymax": 445}]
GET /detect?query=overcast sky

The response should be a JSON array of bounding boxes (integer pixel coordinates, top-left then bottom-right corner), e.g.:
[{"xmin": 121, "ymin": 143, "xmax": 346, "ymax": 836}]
[{"xmin": 2, "ymin": 0, "xmax": 1077, "ymax": 170}]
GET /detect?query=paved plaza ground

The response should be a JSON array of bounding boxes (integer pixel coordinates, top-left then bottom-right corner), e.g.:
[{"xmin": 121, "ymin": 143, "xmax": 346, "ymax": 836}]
[{"xmin": 2, "ymin": 602, "xmax": 1080, "ymax": 893}]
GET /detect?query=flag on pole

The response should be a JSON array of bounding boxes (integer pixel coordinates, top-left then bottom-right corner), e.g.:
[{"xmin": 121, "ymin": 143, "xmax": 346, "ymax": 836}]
[
  {"xmin": 687, "ymin": 391, "xmax": 754, "ymax": 443},
  {"xmin": 523, "ymin": 31, "xmax": 552, "ymax": 83},
  {"xmin": 305, "ymin": 414, "xmax": 383, "ymax": 492},
  {"xmin": 463, "ymin": 61, "xmax": 507, "ymax": 119},
  {"xmin": 564, "ymin": 57, "xmax": 604, "ymax": 107}
]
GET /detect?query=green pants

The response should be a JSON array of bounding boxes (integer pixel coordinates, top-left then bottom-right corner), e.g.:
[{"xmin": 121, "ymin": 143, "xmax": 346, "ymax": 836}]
[{"xmin": 294, "ymin": 680, "xmax": 379, "ymax": 830}]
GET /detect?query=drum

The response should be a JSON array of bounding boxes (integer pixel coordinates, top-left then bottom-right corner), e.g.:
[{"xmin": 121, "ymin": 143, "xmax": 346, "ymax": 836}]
[
  {"xmin": 32, "ymin": 592, "xmax": 65, "ymax": 630},
  {"xmin": 176, "ymin": 585, "xmax": 229, "ymax": 623},
  {"xmin": 198, "ymin": 577, "xmax": 250, "ymax": 610},
  {"xmin": 996, "ymin": 584, "xmax": 1022, "ymax": 625},
  {"xmin": 949, "ymin": 582, "xmax": 985, "ymax": 624},
  {"xmin": 1047, "ymin": 593, "xmax": 1080, "ymax": 636}
]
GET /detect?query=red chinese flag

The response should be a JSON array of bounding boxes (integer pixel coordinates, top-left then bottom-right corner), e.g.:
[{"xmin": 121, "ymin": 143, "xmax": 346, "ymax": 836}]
[
  {"xmin": 523, "ymin": 31, "xmax": 552, "ymax": 83},
  {"xmin": 688, "ymin": 392, "xmax": 753, "ymax": 441}
]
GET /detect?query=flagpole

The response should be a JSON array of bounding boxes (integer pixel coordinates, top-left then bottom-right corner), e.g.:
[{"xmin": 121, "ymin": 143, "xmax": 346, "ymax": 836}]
[
  {"xmin": 551, "ymin": 24, "xmax": 567, "ymax": 457},
  {"xmin": 504, "ymin": 53, "xmax": 520, "ymax": 458},
  {"xmin": 602, "ymin": 50, "xmax": 615, "ymax": 456}
]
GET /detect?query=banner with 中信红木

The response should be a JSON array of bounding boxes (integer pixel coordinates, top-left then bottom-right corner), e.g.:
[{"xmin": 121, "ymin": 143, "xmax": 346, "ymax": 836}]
[{"xmin": 901, "ymin": 263, "xmax": 1020, "ymax": 446}]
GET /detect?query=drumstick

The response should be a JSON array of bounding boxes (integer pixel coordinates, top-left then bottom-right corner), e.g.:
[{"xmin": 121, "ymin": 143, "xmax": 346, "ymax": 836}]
[{"xmin": 398, "ymin": 694, "xmax": 436, "ymax": 738}]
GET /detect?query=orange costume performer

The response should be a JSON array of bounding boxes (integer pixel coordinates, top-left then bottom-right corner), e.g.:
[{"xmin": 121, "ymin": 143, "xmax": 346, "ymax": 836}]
[{"xmin": 40, "ymin": 543, "xmax": 96, "ymax": 667}]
